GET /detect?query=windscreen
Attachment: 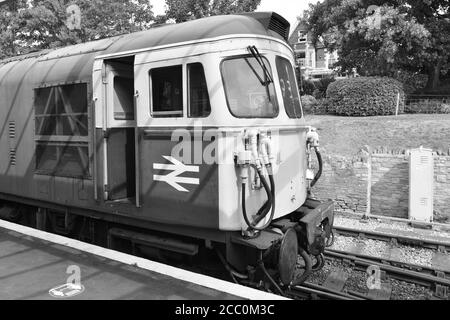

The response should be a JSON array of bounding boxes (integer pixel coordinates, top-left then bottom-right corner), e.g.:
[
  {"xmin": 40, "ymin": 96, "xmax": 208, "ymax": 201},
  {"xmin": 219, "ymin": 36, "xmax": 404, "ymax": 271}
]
[{"xmin": 221, "ymin": 56, "xmax": 278, "ymax": 118}]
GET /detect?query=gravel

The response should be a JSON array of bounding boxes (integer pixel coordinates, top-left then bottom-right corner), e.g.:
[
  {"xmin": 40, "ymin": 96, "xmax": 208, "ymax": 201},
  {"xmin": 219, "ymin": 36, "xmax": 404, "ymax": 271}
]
[
  {"xmin": 393, "ymin": 246, "xmax": 434, "ymax": 268},
  {"xmin": 389, "ymin": 279, "xmax": 433, "ymax": 300},
  {"xmin": 329, "ymin": 234, "xmax": 435, "ymax": 268},
  {"xmin": 333, "ymin": 214, "xmax": 450, "ymax": 240}
]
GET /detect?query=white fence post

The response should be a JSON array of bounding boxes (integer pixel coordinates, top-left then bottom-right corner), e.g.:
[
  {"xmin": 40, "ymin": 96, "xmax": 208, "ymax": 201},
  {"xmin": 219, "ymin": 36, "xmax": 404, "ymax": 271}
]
[{"xmin": 395, "ymin": 92, "xmax": 400, "ymax": 116}]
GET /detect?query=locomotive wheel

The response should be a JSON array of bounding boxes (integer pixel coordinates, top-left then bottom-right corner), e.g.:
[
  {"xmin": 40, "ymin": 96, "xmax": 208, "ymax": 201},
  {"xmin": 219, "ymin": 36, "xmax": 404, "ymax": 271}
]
[{"xmin": 278, "ymin": 228, "xmax": 298, "ymax": 285}]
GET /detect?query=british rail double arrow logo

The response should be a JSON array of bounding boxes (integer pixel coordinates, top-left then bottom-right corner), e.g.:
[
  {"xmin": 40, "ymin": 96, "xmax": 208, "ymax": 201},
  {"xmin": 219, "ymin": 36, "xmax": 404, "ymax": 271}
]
[{"xmin": 153, "ymin": 156, "xmax": 199, "ymax": 192}]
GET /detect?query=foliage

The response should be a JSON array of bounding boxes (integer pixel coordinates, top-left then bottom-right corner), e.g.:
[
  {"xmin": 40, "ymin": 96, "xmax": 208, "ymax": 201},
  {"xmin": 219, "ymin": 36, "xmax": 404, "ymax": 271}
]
[
  {"xmin": 302, "ymin": 0, "xmax": 450, "ymax": 90},
  {"xmin": 301, "ymin": 97, "xmax": 334, "ymax": 115},
  {"xmin": 164, "ymin": 0, "xmax": 261, "ymax": 23},
  {"xmin": 296, "ymin": 73, "xmax": 335, "ymax": 98},
  {"xmin": 392, "ymin": 70, "xmax": 428, "ymax": 94},
  {"xmin": 0, "ymin": 0, "xmax": 154, "ymax": 59},
  {"xmin": 300, "ymin": 94, "xmax": 318, "ymax": 112},
  {"xmin": 298, "ymin": 75, "xmax": 316, "ymax": 96},
  {"xmin": 405, "ymin": 101, "xmax": 450, "ymax": 114},
  {"xmin": 326, "ymin": 77, "xmax": 405, "ymax": 116},
  {"xmin": 312, "ymin": 76, "xmax": 335, "ymax": 99}
]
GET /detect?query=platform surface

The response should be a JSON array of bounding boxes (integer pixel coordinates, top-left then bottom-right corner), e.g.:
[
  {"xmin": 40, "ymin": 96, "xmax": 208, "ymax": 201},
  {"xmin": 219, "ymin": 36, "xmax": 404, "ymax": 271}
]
[{"xmin": 0, "ymin": 221, "xmax": 285, "ymax": 300}]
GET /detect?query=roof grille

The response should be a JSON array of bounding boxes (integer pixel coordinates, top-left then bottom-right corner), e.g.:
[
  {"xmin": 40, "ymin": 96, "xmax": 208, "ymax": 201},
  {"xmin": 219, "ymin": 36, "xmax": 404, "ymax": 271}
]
[
  {"xmin": 268, "ymin": 15, "xmax": 289, "ymax": 41},
  {"xmin": 238, "ymin": 12, "xmax": 290, "ymax": 42}
]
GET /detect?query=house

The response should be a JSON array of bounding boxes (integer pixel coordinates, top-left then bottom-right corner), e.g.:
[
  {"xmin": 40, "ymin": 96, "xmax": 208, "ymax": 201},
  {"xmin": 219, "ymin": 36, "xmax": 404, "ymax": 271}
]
[{"xmin": 288, "ymin": 20, "xmax": 338, "ymax": 79}]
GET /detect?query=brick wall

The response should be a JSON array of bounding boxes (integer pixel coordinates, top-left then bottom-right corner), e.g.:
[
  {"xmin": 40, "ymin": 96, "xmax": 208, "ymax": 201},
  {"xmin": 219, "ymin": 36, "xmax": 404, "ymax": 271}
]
[
  {"xmin": 312, "ymin": 148, "xmax": 450, "ymax": 222},
  {"xmin": 434, "ymin": 155, "xmax": 450, "ymax": 221},
  {"xmin": 313, "ymin": 152, "xmax": 368, "ymax": 213}
]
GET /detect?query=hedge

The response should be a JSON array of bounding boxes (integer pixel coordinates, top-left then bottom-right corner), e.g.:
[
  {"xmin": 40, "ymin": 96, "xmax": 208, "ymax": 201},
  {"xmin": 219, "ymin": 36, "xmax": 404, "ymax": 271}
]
[
  {"xmin": 326, "ymin": 77, "xmax": 405, "ymax": 116},
  {"xmin": 405, "ymin": 101, "xmax": 450, "ymax": 114},
  {"xmin": 301, "ymin": 96, "xmax": 333, "ymax": 115}
]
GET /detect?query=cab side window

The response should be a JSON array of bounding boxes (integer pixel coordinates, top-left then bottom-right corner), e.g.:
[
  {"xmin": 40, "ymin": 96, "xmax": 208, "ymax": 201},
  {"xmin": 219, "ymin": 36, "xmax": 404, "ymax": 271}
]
[
  {"xmin": 113, "ymin": 76, "xmax": 134, "ymax": 120},
  {"xmin": 188, "ymin": 63, "xmax": 211, "ymax": 117},
  {"xmin": 150, "ymin": 65, "xmax": 183, "ymax": 117}
]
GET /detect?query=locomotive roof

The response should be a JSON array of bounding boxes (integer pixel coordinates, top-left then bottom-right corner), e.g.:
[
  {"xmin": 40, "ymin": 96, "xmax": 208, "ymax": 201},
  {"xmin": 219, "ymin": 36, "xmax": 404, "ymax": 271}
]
[{"xmin": 0, "ymin": 12, "xmax": 290, "ymax": 65}]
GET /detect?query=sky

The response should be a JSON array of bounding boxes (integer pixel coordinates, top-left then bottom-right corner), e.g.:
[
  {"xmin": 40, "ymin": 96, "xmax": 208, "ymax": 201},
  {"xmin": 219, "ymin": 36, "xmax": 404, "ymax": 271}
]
[{"xmin": 150, "ymin": 0, "xmax": 321, "ymax": 31}]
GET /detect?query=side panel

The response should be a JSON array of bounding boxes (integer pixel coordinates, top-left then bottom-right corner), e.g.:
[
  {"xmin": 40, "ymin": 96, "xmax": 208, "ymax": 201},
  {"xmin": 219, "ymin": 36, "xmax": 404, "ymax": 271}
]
[
  {"xmin": 138, "ymin": 129, "xmax": 219, "ymax": 228},
  {"xmin": 0, "ymin": 53, "xmax": 97, "ymax": 208},
  {"xmin": 0, "ymin": 59, "xmax": 35, "ymax": 196}
]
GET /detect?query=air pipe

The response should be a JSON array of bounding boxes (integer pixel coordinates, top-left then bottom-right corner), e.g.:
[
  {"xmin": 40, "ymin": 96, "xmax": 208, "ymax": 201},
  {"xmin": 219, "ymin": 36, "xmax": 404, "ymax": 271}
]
[
  {"xmin": 289, "ymin": 248, "xmax": 313, "ymax": 287},
  {"xmin": 310, "ymin": 147, "xmax": 322, "ymax": 188},
  {"xmin": 306, "ymin": 127, "xmax": 323, "ymax": 189},
  {"xmin": 240, "ymin": 130, "xmax": 276, "ymax": 232}
]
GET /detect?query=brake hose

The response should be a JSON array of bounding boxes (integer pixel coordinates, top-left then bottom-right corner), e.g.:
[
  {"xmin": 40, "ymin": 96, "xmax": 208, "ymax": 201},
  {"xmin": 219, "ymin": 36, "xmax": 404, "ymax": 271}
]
[
  {"xmin": 251, "ymin": 170, "xmax": 275, "ymax": 227},
  {"xmin": 310, "ymin": 148, "xmax": 322, "ymax": 188},
  {"xmin": 242, "ymin": 165, "xmax": 275, "ymax": 231},
  {"xmin": 289, "ymin": 248, "xmax": 313, "ymax": 287}
]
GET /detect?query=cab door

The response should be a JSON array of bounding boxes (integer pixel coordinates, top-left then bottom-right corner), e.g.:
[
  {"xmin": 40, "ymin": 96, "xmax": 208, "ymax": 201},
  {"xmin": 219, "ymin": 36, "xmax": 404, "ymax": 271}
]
[{"xmin": 103, "ymin": 60, "xmax": 136, "ymax": 202}]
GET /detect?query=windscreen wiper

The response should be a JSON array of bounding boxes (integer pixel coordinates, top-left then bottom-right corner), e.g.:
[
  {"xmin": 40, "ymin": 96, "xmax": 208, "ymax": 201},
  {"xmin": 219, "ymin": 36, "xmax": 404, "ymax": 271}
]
[
  {"xmin": 247, "ymin": 45, "xmax": 273, "ymax": 85},
  {"xmin": 244, "ymin": 57, "xmax": 265, "ymax": 85},
  {"xmin": 247, "ymin": 45, "xmax": 273, "ymax": 101}
]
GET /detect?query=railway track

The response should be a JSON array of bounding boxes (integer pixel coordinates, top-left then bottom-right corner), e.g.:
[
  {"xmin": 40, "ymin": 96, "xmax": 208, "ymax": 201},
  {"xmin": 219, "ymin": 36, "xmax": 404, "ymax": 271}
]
[
  {"xmin": 324, "ymin": 250, "xmax": 449, "ymax": 299},
  {"xmin": 292, "ymin": 225, "xmax": 449, "ymax": 300},
  {"xmin": 284, "ymin": 249, "xmax": 448, "ymax": 300},
  {"xmin": 333, "ymin": 225, "xmax": 450, "ymax": 252}
]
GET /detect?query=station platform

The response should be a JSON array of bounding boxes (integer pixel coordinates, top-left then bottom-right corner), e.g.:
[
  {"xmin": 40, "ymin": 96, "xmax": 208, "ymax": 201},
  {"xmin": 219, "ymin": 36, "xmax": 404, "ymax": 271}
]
[{"xmin": 0, "ymin": 220, "xmax": 285, "ymax": 300}]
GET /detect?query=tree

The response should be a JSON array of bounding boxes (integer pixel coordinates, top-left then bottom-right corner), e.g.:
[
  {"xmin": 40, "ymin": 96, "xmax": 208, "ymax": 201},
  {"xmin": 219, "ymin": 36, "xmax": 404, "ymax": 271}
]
[
  {"xmin": 0, "ymin": 0, "xmax": 28, "ymax": 58},
  {"xmin": 164, "ymin": 0, "xmax": 261, "ymax": 23},
  {"xmin": 302, "ymin": 0, "xmax": 450, "ymax": 91},
  {"xmin": 0, "ymin": 0, "xmax": 154, "ymax": 59}
]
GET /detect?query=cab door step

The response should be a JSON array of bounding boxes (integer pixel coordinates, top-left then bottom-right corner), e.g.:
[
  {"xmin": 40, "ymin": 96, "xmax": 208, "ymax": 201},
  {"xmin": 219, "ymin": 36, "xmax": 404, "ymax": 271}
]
[{"xmin": 108, "ymin": 228, "xmax": 199, "ymax": 256}]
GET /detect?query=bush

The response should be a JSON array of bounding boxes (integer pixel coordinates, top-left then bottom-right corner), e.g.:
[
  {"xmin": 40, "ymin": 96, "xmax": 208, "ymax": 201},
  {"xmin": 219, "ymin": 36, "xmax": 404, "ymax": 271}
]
[
  {"xmin": 301, "ymin": 96, "xmax": 334, "ymax": 115},
  {"xmin": 312, "ymin": 76, "xmax": 336, "ymax": 99},
  {"xmin": 326, "ymin": 77, "xmax": 405, "ymax": 116},
  {"xmin": 300, "ymin": 95, "xmax": 318, "ymax": 112},
  {"xmin": 299, "ymin": 78, "xmax": 316, "ymax": 96},
  {"xmin": 441, "ymin": 103, "xmax": 450, "ymax": 113},
  {"xmin": 405, "ymin": 101, "xmax": 450, "ymax": 114}
]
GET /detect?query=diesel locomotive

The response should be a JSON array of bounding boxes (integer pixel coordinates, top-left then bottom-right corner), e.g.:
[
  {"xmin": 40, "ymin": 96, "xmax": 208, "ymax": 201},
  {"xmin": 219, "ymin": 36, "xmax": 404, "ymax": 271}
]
[{"xmin": 0, "ymin": 12, "xmax": 333, "ymax": 295}]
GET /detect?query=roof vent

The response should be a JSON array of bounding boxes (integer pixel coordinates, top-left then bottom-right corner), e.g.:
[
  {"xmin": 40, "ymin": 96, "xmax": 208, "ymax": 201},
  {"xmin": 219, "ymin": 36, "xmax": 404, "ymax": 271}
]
[{"xmin": 239, "ymin": 12, "xmax": 290, "ymax": 41}]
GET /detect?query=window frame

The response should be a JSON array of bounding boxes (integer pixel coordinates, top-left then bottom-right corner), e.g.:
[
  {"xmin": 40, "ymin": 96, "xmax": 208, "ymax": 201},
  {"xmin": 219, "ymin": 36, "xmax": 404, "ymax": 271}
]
[
  {"xmin": 147, "ymin": 61, "xmax": 213, "ymax": 119},
  {"xmin": 149, "ymin": 64, "xmax": 184, "ymax": 118},
  {"xmin": 33, "ymin": 82, "xmax": 91, "ymax": 179},
  {"xmin": 113, "ymin": 75, "xmax": 135, "ymax": 121},
  {"xmin": 275, "ymin": 56, "xmax": 303, "ymax": 119},
  {"xmin": 187, "ymin": 62, "xmax": 211, "ymax": 118},
  {"xmin": 220, "ymin": 54, "xmax": 279, "ymax": 119},
  {"xmin": 34, "ymin": 84, "xmax": 89, "ymax": 142}
]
